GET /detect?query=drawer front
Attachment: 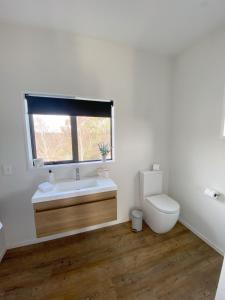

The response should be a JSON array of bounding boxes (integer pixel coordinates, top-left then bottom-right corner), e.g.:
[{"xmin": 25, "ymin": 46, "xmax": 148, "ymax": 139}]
[
  {"xmin": 35, "ymin": 198, "xmax": 117, "ymax": 237},
  {"xmin": 34, "ymin": 191, "xmax": 117, "ymax": 212}
]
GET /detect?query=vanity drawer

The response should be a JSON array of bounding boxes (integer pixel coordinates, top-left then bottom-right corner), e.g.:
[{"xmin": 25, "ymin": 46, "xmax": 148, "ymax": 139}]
[
  {"xmin": 35, "ymin": 198, "xmax": 117, "ymax": 237},
  {"xmin": 34, "ymin": 191, "xmax": 117, "ymax": 212}
]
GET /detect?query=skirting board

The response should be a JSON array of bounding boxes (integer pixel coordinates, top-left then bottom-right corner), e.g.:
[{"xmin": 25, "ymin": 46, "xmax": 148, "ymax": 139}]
[
  {"xmin": 7, "ymin": 217, "xmax": 129, "ymax": 250},
  {"xmin": 0, "ymin": 248, "xmax": 6, "ymax": 262},
  {"xmin": 179, "ymin": 217, "xmax": 224, "ymax": 256}
]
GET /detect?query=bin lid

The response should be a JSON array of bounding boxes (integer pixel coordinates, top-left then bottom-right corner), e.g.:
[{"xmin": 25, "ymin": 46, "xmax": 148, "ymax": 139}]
[{"xmin": 132, "ymin": 209, "xmax": 143, "ymax": 218}]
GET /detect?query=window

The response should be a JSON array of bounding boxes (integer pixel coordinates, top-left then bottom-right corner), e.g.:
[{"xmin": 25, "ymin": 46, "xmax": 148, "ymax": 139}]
[
  {"xmin": 32, "ymin": 115, "xmax": 73, "ymax": 163},
  {"xmin": 25, "ymin": 94, "xmax": 113, "ymax": 165},
  {"xmin": 77, "ymin": 116, "xmax": 111, "ymax": 161}
]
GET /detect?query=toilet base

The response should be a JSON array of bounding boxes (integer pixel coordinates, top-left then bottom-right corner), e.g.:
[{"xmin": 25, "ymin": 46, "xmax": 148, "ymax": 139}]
[{"xmin": 144, "ymin": 201, "xmax": 179, "ymax": 234}]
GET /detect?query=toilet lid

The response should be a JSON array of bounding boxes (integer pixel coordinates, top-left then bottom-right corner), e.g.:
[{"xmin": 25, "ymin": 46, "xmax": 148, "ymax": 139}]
[{"xmin": 146, "ymin": 194, "xmax": 180, "ymax": 214}]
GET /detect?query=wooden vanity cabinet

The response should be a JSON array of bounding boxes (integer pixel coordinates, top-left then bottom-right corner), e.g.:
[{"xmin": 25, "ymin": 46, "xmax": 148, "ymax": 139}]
[{"xmin": 33, "ymin": 191, "xmax": 117, "ymax": 237}]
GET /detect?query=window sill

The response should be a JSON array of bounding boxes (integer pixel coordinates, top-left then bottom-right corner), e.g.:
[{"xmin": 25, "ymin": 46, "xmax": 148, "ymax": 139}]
[{"xmin": 29, "ymin": 159, "xmax": 115, "ymax": 170}]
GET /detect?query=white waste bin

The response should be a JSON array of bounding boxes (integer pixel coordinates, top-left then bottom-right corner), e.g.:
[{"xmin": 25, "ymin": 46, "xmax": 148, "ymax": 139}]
[{"xmin": 131, "ymin": 209, "xmax": 143, "ymax": 232}]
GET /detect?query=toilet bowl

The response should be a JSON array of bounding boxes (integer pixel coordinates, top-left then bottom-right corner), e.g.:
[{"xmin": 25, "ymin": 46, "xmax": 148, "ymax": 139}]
[
  {"xmin": 144, "ymin": 194, "xmax": 180, "ymax": 233},
  {"xmin": 140, "ymin": 170, "xmax": 180, "ymax": 234}
]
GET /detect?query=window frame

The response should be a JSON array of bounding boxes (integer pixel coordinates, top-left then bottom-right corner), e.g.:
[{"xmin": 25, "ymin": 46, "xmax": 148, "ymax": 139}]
[
  {"xmin": 27, "ymin": 100, "xmax": 114, "ymax": 166},
  {"xmin": 221, "ymin": 86, "xmax": 225, "ymax": 139}
]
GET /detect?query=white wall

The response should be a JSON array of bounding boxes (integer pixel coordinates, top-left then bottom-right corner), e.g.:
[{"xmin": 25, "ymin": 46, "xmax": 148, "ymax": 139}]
[
  {"xmin": 216, "ymin": 258, "xmax": 225, "ymax": 299},
  {"xmin": 0, "ymin": 23, "xmax": 172, "ymax": 249},
  {"xmin": 169, "ymin": 25, "xmax": 225, "ymax": 254}
]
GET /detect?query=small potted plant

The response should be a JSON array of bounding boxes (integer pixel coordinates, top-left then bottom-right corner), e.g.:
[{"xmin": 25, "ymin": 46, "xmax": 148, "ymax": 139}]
[{"xmin": 98, "ymin": 143, "xmax": 110, "ymax": 162}]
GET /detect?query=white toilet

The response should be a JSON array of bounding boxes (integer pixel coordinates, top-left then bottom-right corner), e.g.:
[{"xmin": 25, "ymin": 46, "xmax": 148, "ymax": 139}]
[{"xmin": 140, "ymin": 170, "xmax": 180, "ymax": 234}]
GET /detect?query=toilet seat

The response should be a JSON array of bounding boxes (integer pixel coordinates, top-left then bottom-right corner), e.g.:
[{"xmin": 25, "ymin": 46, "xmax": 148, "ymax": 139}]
[{"xmin": 145, "ymin": 194, "xmax": 180, "ymax": 214}]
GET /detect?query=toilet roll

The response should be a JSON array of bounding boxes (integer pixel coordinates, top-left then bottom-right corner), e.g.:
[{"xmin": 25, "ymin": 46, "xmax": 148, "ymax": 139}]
[{"xmin": 204, "ymin": 188, "xmax": 219, "ymax": 198}]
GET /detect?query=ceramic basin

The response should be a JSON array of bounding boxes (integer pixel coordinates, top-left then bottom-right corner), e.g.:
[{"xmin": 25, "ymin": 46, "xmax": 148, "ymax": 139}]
[{"xmin": 32, "ymin": 176, "xmax": 117, "ymax": 204}]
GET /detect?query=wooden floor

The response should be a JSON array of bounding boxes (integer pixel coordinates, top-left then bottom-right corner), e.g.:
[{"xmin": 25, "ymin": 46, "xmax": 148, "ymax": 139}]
[{"xmin": 0, "ymin": 222, "xmax": 223, "ymax": 300}]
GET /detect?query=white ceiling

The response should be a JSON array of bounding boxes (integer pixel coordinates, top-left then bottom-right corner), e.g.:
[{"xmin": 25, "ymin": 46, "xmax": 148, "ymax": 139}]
[{"xmin": 0, "ymin": 0, "xmax": 225, "ymax": 55}]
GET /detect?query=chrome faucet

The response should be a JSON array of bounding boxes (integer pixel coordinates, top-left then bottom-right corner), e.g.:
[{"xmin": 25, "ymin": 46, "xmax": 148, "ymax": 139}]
[{"xmin": 75, "ymin": 167, "xmax": 80, "ymax": 181}]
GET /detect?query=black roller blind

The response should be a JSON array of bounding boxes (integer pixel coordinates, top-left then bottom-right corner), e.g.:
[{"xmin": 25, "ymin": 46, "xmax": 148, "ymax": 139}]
[{"xmin": 25, "ymin": 94, "xmax": 113, "ymax": 117}]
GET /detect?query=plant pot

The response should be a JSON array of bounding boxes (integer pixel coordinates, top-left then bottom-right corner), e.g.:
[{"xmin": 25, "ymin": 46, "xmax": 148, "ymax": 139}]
[{"xmin": 102, "ymin": 154, "xmax": 107, "ymax": 162}]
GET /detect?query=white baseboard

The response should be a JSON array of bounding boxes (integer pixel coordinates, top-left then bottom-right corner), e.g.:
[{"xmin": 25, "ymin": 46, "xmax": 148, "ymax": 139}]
[
  {"xmin": 0, "ymin": 248, "xmax": 6, "ymax": 262},
  {"xmin": 7, "ymin": 217, "xmax": 129, "ymax": 250},
  {"xmin": 179, "ymin": 217, "xmax": 224, "ymax": 256}
]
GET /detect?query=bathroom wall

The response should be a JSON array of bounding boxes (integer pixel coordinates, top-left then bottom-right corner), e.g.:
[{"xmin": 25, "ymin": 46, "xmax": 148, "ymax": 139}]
[
  {"xmin": 0, "ymin": 23, "xmax": 172, "ymax": 249},
  {"xmin": 216, "ymin": 259, "xmax": 225, "ymax": 299},
  {"xmin": 169, "ymin": 25, "xmax": 225, "ymax": 253}
]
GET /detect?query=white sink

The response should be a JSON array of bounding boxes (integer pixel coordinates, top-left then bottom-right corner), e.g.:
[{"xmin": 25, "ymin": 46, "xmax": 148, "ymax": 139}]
[
  {"xmin": 32, "ymin": 176, "xmax": 117, "ymax": 204},
  {"xmin": 55, "ymin": 178, "xmax": 98, "ymax": 192}
]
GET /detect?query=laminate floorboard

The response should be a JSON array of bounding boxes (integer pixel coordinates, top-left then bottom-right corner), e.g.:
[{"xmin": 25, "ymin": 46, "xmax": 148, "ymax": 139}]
[{"xmin": 0, "ymin": 222, "xmax": 222, "ymax": 300}]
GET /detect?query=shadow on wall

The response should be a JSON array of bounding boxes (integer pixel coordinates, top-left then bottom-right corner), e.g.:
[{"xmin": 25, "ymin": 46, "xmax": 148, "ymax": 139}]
[
  {"xmin": 0, "ymin": 188, "xmax": 36, "ymax": 249},
  {"xmin": 129, "ymin": 51, "xmax": 171, "ymax": 213}
]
